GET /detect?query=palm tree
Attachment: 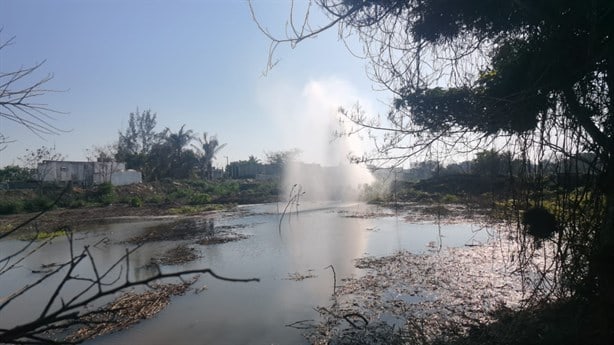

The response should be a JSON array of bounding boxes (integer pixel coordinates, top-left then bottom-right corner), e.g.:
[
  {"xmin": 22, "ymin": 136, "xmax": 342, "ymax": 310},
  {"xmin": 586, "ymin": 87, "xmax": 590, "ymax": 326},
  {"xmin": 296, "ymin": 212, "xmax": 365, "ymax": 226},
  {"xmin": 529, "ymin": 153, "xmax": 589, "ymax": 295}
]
[
  {"xmin": 198, "ymin": 133, "xmax": 226, "ymax": 180},
  {"xmin": 165, "ymin": 125, "xmax": 195, "ymax": 157},
  {"xmin": 153, "ymin": 125, "xmax": 196, "ymax": 179},
  {"xmin": 247, "ymin": 155, "xmax": 260, "ymax": 164}
]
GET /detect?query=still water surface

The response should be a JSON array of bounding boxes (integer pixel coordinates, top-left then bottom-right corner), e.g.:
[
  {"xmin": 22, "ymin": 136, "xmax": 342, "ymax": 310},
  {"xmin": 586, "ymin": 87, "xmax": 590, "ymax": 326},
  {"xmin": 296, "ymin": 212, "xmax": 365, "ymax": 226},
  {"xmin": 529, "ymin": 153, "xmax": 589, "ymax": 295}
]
[{"xmin": 0, "ymin": 203, "xmax": 490, "ymax": 344}]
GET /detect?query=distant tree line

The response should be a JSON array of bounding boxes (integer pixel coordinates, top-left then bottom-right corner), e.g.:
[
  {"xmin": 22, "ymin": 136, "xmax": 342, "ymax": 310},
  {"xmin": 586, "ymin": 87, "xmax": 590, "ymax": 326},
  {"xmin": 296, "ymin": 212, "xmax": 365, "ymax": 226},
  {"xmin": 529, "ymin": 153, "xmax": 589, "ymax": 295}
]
[
  {"xmin": 111, "ymin": 108, "xmax": 226, "ymax": 181},
  {"xmin": 226, "ymin": 150, "xmax": 300, "ymax": 179},
  {"xmin": 398, "ymin": 150, "xmax": 599, "ymax": 184}
]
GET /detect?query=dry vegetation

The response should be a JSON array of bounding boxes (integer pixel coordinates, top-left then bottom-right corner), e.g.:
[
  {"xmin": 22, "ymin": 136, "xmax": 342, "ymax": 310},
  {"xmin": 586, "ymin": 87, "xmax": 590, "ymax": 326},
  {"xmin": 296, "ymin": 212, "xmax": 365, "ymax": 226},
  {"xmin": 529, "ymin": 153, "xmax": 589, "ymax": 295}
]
[
  {"xmin": 302, "ymin": 232, "xmax": 526, "ymax": 344},
  {"xmin": 67, "ymin": 280, "xmax": 195, "ymax": 342}
]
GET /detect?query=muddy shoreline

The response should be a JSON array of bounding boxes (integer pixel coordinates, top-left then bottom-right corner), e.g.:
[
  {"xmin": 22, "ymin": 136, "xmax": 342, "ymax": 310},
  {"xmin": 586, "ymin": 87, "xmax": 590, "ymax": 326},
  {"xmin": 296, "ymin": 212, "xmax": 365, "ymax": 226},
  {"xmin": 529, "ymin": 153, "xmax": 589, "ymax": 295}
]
[
  {"xmin": 0, "ymin": 204, "xmax": 230, "ymax": 237},
  {"xmin": 1, "ymin": 204, "xmax": 252, "ymax": 343}
]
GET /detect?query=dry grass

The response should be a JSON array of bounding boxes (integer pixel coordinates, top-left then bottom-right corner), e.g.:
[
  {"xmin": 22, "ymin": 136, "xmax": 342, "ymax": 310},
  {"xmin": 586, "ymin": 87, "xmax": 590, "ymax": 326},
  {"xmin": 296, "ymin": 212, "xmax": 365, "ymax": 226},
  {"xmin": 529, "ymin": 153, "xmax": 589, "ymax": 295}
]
[{"xmin": 67, "ymin": 280, "xmax": 195, "ymax": 342}]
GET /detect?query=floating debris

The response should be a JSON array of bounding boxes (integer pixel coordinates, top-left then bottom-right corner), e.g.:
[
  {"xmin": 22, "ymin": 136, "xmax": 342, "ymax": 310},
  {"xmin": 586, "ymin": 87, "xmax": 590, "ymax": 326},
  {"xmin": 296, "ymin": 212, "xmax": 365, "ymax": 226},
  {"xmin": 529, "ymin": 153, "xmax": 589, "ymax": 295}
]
[
  {"xmin": 129, "ymin": 218, "xmax": 250, "ymax": 246},
  {"xmin": 197, "ymin": 231, "xmax": 248, "ymax": 245},
  {"xmin": 338, "ymin": 210, "xmax": 395, "ymax": 219},
  {"xmin": 67, "ymin": 280, "xmax": 195, "ymax": 342},
  {"xmin": 152, "ymin": 244, "xmax": 200, "ymax": 265},
  {"xmin": 306, "ymin": 235, "xmax": 524, "ymax": 344},
  {"xmin": 284, "ymin": 270, "xmax": 317, "ymax": 281}
]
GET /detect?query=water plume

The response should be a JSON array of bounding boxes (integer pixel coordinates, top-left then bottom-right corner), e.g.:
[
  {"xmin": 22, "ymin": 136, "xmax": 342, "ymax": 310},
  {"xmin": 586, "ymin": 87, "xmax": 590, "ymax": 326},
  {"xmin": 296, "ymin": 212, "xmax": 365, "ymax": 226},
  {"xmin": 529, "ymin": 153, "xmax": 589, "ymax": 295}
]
[{"xmin": 266, "ymin": 77, "xmax": 375, "ymax": 202}]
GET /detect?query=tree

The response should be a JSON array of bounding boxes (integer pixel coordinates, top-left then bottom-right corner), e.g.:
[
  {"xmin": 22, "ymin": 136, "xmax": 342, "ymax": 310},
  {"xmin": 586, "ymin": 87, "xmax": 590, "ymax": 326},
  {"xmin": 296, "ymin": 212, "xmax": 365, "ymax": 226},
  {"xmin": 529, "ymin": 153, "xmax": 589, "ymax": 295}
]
[
  {"xmin": 471, "ymin": 150, "xmax": 511, "ymax": 177},
  {"xmin": 265, "ymin": 149, "xmax": 300, "ymax": 166},
  {"xmin": 196, "ymin": 133, "xmax": 226, "ymax": 180},
  {"xmin": 116, "ymin": 108, "xmax": 160, "ymax": 171},
  {"xmin": 0, "ymin": 32, "xmax": 65, "ymax": 142},
  {"xmin": 255, "ymin": 0, "xmax": 614, "ymax": 340},
  {"xmin": 0, "ymin": 165, "xmax": 32, "ymax": 182},
  {"xmin": 164, "ymin": 125, "xmax": 195, "ymax": 158},
  {"xmin": 264, "ymin": 149, "xmax": 301, "ymax": 177},
  {"xmin": 86, "ymin": 144, "xmax": 117, "ymax": 163},
  {"xmin": 227, "ymin": 156, "xmax": 265, "ymax": 179},
  {"xmin": 247, "ymin": 155, "xmax": 260, "ymax": 164},
  {"xmin": 147, "ymin": 125, "xmax": 197, "ymax": 180},
  {"xmin": 0, "ymin": 134, "xmax": 14, "ymax": 152},
  {"xmin": 86, "ymin": 144, "xmax": 123, "ymax": 184}
]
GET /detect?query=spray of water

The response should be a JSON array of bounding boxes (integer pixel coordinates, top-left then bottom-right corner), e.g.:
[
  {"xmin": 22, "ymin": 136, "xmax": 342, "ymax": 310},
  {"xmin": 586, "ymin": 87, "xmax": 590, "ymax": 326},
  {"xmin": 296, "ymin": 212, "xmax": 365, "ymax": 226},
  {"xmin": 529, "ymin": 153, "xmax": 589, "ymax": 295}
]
[{"xmin": 265, "ymin": 77, "xmax": 375, "ymax": 202}]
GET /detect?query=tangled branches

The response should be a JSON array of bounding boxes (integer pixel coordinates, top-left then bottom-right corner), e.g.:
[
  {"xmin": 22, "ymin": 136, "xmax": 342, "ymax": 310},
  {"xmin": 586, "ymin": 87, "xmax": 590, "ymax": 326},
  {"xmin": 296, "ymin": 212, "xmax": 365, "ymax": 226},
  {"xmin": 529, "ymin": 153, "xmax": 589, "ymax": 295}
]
[{"xmin": 0, "ymin": 201, "xmax": 259, "ymax": 344}]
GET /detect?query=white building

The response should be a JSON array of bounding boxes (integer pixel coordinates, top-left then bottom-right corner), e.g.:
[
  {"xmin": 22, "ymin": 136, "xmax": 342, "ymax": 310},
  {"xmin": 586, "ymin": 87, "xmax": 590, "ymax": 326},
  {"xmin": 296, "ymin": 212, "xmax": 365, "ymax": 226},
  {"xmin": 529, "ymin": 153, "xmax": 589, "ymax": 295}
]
[{"xmin": 37, "ymin": 160, "xmax": 142, "ymax": 186}]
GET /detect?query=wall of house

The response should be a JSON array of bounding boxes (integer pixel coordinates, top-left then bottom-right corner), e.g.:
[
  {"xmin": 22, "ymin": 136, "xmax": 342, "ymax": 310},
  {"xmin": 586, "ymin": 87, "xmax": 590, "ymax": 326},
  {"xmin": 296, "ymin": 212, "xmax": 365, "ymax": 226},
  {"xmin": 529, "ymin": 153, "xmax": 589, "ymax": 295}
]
[
  {"xmin": 38, "ymin": 161, "xmax": 91, "ymax": 183},
  {"xmin": 92, "ymin": 162, "xmax": 126, "ymax": 185},
  {"xmin": 37, "ymin": 161, "xmax": 140, "ymax": 186},
  {"xmin": 110, "ymin": 170, "xmax": 142, "ymax": 186}
]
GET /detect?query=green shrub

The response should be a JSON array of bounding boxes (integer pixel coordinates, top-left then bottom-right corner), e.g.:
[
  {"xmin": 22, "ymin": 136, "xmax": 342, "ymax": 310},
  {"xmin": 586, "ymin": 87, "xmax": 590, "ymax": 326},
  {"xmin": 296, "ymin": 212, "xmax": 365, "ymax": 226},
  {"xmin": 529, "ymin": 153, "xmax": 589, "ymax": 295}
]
[
  {"xmin": 99, "ymin": 194, "xmax": 116, "ymax": 206},
  {"xmin": 146, "ymin": 195, "xmax": 164, "ymax": 204},
  {"xmin": 168, "ymin": 188, "xmax": 191, "ymax": 201},
  {"xmin": 95, "ymin": 182, "xmax": 116, "ymax": 205},
  {"xmin": 129, "ymin": 197, "xmax": 143, "ymax": 207},
  {"xmin": 97, "ymin": 182, "xmax": 114, "ymax": 196},
  {"xmin": 441, "ymin": 194, "xmax": 460, "ymax": 203},
  {"xmin": 69, "ymin": 200, "xmax": 86, "ymax": 209},
  {"xmin": 23, "ymin": 197, "xmax": 54, "ymax": 212},
  {"xmin": 189, "ymin": 193, "xmax": 211, "ymax": 205},
  {"xmin": 0, "ymin": 200, "xmax": 22, "ymax": 215}
]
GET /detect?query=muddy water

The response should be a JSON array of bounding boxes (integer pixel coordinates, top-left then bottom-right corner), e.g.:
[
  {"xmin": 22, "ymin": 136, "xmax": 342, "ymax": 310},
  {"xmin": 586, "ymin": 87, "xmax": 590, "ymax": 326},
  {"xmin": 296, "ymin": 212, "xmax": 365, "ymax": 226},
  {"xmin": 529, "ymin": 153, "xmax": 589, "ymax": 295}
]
[{"xmin": 0, "ymin": 203, "xmax": 491, "ymax": 344}]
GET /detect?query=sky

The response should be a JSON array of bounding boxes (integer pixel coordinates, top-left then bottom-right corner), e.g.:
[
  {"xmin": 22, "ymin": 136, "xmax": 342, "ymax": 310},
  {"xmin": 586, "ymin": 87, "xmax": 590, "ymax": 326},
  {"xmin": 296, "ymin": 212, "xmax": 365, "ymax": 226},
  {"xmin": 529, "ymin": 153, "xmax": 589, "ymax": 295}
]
[{"xmin": 0, "ymin": 0, "xmax": 391, "ymax": 168}]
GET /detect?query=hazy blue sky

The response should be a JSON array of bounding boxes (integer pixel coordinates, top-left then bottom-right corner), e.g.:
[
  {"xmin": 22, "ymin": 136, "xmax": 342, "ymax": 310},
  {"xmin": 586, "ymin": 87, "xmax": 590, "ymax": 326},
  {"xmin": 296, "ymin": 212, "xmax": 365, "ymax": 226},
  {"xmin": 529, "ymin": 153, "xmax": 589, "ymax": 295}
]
[{"xmin": 0, "ymin": 0, "xmax": 389, "ymax": 168}]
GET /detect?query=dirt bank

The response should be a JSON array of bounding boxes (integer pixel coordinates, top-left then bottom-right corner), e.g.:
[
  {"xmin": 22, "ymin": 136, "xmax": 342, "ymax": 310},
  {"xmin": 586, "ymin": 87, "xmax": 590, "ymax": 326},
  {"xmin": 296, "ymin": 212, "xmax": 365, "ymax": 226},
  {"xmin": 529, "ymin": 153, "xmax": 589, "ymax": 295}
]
[{"xmin": 0, "ymin": 203, "xmax": 230, "ymax": 238}]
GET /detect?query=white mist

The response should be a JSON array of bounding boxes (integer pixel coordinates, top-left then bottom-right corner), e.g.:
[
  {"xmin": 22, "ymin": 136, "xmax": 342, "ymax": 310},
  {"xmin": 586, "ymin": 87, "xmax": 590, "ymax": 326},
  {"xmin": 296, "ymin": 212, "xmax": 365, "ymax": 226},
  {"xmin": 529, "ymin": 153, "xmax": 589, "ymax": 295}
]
[{"xmin": 263, "ymin": 77, "xmax": 375, "ymax": 202}]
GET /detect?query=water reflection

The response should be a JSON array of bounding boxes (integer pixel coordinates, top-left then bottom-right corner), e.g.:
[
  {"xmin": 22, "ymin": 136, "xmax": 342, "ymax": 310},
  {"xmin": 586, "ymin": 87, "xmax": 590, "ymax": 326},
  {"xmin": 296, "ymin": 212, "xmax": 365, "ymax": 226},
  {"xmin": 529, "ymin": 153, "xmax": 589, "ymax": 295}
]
[{"xmin": 0, "ymin": 203, "xmax": 491, "ymax": 344}]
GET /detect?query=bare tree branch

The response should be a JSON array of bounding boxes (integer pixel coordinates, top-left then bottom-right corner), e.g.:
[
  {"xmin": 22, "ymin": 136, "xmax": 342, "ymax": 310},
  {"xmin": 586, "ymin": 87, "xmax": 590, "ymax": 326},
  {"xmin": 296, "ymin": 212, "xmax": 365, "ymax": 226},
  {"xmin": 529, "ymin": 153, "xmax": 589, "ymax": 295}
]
[{"xmin": 0, "ymin": 31, "xmax": 66, "ymax": 139}]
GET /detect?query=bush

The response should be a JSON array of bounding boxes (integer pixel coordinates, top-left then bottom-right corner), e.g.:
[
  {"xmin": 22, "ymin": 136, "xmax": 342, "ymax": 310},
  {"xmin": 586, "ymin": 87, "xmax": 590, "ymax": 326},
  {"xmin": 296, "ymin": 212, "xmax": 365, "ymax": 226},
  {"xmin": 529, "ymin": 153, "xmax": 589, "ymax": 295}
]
[
  {"xmin": 23, "ymin": 196, "xmax": 54, "ymax": 213},
  {"xmin": 99, "ymin": 194, "xmax": 116, "ymax": 206},
  {"xmin": 168, "ymin": 188, "xmax": 191, "ymax": 201},
  {"xmin": 441, "ymin": 194, "xmax": 460, "ymax": 203},
  {"xmin": 189, "ymin": 193, "xmax": 211, "ymax": 205},
  {"xmin": 95, "ymin": 182, "xmax": 116, "ymax": 205},
  {"xmin": 129, "ymin": 197, "xmax": 143, "ymax": 207},
  {"xmin": 68, "ymin": 200, "xmax": 86, "ymax": 209},
  {"xmin": 0, "ymin": 200, "xmax": 22, "ymax": 215},
  {"xmin": 146, "ymin": 195, "xmax": 164, "ymax": 204},
  {"xmin": 97, "ymin": 182, "xmax": 114, "ymax": 196}
]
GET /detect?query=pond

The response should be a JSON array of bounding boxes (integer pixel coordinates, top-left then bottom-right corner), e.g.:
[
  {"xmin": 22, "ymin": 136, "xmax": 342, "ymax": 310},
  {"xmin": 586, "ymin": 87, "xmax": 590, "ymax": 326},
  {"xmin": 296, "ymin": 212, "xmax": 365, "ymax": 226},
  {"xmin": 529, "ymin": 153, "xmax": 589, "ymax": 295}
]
[{"xmin": 0, "ymin": 203, "xmax": 492, "ymax": 344}]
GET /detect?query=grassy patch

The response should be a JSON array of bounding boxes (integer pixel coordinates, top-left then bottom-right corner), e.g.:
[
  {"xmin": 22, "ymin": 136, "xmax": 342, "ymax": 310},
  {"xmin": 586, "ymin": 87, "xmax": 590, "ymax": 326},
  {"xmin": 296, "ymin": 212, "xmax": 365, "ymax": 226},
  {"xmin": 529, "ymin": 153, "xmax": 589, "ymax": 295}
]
[
  {"xmin": 167, "ymin": 204, "xmax": 226, "ymax": 215},
  {"xmin": 20, "ymin": 228, "xmax": 68, "ymax": 241}
]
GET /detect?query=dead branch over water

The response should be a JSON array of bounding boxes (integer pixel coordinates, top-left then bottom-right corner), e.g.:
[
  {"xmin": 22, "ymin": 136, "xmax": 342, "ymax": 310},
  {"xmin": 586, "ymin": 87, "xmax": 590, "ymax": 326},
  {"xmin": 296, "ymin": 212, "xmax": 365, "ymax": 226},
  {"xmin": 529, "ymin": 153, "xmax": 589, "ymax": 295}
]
[{"xmin": 0, "ymin": 197, "xmax": 259, "ymax": 344}]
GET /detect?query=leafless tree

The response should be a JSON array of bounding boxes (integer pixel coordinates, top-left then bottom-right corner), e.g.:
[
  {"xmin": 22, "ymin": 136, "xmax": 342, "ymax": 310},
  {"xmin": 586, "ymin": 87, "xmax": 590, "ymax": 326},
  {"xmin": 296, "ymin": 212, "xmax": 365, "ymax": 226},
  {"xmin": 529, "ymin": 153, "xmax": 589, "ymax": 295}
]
[
  {"xmin": 0, "ymin": 32, "xmax": 66, "ymax": 139},
  {"xmin": 86, "ymin": 144, "xmax": 123, "ymax": 184},
  {"xmin": 0, "ymin": 133, "xmax": 14, "ymax": 152},
  {"xmin": 18, "ymin": 146, "xmax": 65, "ymax": 184}
]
